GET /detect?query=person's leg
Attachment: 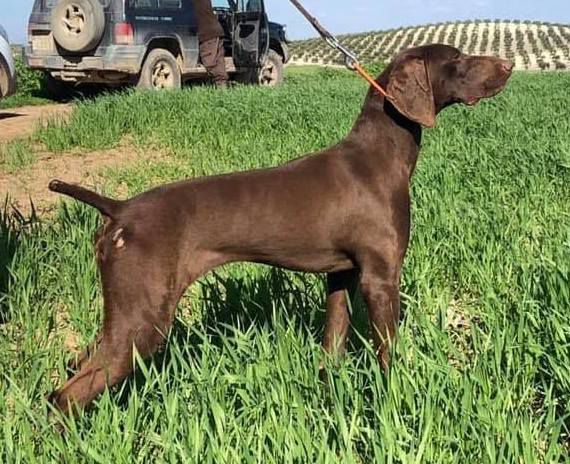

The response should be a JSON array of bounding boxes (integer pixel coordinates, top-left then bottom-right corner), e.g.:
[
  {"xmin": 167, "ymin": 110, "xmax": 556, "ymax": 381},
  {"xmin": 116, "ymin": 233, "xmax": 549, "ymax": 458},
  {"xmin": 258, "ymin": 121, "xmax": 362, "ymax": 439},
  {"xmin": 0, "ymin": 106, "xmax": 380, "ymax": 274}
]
[{"xmin": 200, "ymin": 37, "xmax": 229, "ymax": 88}]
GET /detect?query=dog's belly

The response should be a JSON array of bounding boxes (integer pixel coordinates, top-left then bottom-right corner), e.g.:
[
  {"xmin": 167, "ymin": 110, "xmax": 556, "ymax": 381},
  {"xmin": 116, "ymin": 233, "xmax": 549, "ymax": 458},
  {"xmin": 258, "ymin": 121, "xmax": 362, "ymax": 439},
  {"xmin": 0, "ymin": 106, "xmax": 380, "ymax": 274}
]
[
  {"xmin": 239, "ymin": 247, "xmax": 355, "ymax": 274},
  {"xmin": 208, "ymin": 215, "xmax": 356, "ymax": 273}
]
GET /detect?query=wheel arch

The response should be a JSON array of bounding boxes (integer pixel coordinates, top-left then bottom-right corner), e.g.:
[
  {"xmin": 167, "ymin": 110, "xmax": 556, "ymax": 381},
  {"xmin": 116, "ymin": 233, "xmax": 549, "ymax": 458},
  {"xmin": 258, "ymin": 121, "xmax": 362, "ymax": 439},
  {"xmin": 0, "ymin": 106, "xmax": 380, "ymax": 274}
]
[
  {"xmin": 140, "ymin": 36, "xmax": 185, "ymax": 70},
  {"xmin": 269, "ymin": 39, "xmax": 288, "ymax": 64}
]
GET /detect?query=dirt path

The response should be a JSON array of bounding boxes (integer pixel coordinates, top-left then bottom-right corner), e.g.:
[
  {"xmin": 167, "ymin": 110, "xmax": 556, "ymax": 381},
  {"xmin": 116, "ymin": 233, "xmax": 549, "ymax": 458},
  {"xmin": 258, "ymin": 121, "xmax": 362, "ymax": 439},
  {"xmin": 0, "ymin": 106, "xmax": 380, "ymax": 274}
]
[
  {"xmin": 0, "ymin": 144, "xmax": 160, "ymax": 215},
  {"xmin": 0, "ymin": 104, "xmax": 72, "ymax": 142},
  {"xmin": 0, "ymin": 103, "xmax": 164, "ymax": 215}
]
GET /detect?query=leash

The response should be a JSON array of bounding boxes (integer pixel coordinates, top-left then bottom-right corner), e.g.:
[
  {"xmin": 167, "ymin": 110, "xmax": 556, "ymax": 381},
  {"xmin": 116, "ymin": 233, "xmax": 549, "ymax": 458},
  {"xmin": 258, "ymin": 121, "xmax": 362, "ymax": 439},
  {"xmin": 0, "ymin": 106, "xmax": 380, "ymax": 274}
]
[{"xmin": 288, "ymin": 0, "xmax": 390, "ymax": 98}]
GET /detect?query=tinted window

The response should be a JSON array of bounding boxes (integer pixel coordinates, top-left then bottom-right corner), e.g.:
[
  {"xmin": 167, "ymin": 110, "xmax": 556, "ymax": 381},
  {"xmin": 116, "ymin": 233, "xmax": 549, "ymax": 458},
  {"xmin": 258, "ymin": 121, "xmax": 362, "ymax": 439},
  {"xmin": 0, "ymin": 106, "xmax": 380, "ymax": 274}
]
[
  {"xmin": 160, "ymin": 0, "xmax": 181, "ymax": 7},
  {"xmin": 134, "ymin": 0, "xmax": 158, "ymax": 8},
  {"xmin": 130, "ymin": 0, "xmax": 181, "ymax": 9},
  {"xmin": 237, "ymin": 0, "xmax": 261, "ymax": 12}
]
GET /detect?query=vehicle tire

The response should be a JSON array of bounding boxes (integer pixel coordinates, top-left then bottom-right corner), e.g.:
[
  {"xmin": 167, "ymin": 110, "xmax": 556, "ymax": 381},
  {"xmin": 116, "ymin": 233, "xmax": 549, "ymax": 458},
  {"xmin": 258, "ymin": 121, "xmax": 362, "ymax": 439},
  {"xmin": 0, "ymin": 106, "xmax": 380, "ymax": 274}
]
[
  {"xmin": 51, "ymin": 0, "xmax": 105, "ymax": 53},
  {"xmin": 0, "ymin": 61, "xmax": 9, "ymax": 98},
  {"xmin": 137, "ymin": 49, "xmax": 181, "ymax": 90},
  {"xmin": 259, "ymin": 50, "xmax": 284, "ymax": 86},
  {"xmin": 236, "ymin": 49, "xmax": 284, "ymax": 86}
]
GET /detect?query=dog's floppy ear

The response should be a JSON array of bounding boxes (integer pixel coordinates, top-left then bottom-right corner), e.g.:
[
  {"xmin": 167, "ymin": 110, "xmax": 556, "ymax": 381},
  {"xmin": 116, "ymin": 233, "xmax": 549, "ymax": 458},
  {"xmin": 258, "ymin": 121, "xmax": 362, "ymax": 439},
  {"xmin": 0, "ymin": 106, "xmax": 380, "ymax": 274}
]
[{"xmin": 386, "ymin": 56, "xmax": 436, "ymax": 128}]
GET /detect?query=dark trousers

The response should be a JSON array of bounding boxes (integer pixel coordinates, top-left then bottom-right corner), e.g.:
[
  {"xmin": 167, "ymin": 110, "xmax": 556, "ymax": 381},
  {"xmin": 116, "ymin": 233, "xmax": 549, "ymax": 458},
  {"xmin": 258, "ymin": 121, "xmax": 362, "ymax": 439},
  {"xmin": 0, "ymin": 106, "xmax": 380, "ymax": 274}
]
[{"xmin": 200, "ymin": 37, "xmax": 229, "ymax": 87}]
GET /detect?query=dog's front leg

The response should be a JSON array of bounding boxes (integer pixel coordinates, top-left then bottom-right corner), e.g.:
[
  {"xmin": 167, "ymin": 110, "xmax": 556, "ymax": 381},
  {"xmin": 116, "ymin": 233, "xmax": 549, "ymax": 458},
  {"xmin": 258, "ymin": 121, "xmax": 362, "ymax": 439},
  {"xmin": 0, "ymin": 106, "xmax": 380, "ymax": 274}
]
[
  {"xmin": 360, "ymin": 268, "xmax": 401, "ymax": 370},
  {"xmin": 322, "ymin": 269, "xmax": 359, "ymax": 359}
]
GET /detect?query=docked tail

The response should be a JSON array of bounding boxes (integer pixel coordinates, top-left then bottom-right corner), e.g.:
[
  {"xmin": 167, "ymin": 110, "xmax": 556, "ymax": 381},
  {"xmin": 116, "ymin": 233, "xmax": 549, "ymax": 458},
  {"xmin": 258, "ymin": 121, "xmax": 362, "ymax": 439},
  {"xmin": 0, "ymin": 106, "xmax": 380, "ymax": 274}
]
[{"xmin": 49, "ymin": 179, "xmax": 122, "ymax": 218}]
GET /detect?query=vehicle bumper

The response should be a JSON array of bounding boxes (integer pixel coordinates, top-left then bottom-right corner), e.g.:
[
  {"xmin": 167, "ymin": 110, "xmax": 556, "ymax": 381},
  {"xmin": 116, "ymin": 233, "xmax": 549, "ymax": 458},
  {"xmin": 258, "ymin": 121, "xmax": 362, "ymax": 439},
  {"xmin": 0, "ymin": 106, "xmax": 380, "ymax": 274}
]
[{"xmin": 25, "ymin": 45, "xmax": 146, "ymax": 74}]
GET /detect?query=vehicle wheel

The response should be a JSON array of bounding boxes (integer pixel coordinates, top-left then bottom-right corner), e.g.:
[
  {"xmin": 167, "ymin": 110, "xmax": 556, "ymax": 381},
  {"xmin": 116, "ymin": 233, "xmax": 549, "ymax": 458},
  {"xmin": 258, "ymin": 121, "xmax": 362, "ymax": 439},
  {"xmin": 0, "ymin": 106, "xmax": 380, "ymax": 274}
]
[
  {"xmin": 137, "ymin": 49, "xmax": 181, "ymax": 90},
  {"xmin": 236, "ymin": 50, "xmax": 284, "ymax": 86},
  {"xmin": 259, "ymin": 50, "xmax": 284, "ymax": 86},
  {"xmin": 51, "ymin": 0, "xmax": 105, "ymax": 53},
  {"xmin": 0, "ymin": 62, "xmax": 9, "ymax": 98}
]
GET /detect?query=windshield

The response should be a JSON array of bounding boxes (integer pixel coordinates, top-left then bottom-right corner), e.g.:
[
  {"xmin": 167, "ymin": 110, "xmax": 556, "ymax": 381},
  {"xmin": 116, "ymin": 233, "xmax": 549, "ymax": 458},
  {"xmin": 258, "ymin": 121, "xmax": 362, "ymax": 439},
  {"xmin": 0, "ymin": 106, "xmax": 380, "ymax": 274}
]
[{"xmin": 236, "ymin": 0, "xmax": 262, "ymax": 12}]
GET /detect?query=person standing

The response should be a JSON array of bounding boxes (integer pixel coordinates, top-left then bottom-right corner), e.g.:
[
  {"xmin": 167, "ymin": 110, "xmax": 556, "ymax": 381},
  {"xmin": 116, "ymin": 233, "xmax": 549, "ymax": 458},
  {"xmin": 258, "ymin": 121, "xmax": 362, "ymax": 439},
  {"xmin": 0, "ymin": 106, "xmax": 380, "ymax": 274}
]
[{"xmin": 191, "ymin": 0, "xmax": 229, "ymax": 88}]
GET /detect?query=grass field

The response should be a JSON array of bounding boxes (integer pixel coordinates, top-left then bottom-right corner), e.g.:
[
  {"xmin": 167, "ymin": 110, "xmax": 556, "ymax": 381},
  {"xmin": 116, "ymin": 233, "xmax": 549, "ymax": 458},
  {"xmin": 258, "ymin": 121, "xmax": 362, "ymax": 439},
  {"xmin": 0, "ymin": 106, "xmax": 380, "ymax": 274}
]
[{"xmin": 1, "ymin": 67, "xmax": 569, "ymax": 462}]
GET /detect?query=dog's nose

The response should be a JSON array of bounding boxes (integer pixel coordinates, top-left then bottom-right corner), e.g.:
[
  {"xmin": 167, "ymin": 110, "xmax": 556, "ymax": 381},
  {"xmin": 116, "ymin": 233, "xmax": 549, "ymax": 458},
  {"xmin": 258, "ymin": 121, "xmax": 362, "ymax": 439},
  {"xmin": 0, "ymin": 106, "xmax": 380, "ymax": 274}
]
[{"xmin": 500, "ymin": 60, "xmax": 514, "ymax": 74}]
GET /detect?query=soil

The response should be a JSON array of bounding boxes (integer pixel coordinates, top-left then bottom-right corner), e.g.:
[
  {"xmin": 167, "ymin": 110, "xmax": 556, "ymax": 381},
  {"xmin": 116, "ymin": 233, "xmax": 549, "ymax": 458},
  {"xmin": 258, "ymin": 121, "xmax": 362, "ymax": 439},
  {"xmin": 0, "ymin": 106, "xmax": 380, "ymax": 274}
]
[
  {"xmin": 0, "ymin": 104, "xmax": 72, "ymax": 142},
  {"xmin": 0, "ymin": 103, "xmax": 164, "ymax": 215},
  {"xmin": 0, "ymin": 145, "xmax": 153, "ymax": 215}
]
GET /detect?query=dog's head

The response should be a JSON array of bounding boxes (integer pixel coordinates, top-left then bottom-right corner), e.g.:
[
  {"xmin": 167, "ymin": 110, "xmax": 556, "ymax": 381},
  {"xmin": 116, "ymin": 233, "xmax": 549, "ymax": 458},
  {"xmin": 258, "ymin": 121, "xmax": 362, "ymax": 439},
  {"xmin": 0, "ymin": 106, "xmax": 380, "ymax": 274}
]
[{"xmin": 382, "ymin": 44, "xmax": 513, "ymax": 128}]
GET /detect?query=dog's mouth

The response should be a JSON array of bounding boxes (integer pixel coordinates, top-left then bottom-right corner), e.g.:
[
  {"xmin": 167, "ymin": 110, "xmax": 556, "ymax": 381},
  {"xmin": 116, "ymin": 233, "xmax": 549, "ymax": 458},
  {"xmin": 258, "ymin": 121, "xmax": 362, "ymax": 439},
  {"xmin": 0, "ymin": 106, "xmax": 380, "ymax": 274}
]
[
  {"xmin": 465, "ymin": 73, "xmax": 512, "ymax": 106},
  {"xmin": 465, "ymin": 96, "xmax": 481, "ymax": 106},
  {"xmin": 486, "ymin": 71, "xmax": 512, "ymax": 94}
]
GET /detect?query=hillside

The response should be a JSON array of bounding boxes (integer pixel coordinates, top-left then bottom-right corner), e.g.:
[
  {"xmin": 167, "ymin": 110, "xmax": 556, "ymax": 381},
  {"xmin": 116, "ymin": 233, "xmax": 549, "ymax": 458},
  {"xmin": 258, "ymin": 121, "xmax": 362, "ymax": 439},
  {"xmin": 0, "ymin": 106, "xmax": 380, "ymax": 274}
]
[{"xmin": 289, "ymin": 20, "xmax": 570, "ymax": 71}]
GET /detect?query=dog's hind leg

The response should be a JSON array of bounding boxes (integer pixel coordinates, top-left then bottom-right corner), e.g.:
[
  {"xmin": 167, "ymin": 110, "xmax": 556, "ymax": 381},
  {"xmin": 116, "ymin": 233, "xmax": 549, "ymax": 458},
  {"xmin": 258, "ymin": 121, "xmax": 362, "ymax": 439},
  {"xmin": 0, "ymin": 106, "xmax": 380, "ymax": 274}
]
[
  {"xmin": 67, "ymin": 332, "xmax": 103, "ymax": 373},
  {"xmin": 50, "ymin": 288, "xmax": 181, "ymax": 415},
  {"xmin": 50, "ymin": 242, "xmax": 196, "ymax": 415},
  {"xmin": 50, "ymin": 280, "xmax": 187, "ymax": 416}
]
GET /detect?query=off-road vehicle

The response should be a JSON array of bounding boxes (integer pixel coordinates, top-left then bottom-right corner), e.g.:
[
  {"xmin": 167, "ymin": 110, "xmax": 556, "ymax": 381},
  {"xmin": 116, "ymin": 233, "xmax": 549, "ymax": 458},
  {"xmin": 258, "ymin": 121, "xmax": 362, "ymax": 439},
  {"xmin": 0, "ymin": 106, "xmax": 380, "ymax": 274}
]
[
  {"xmin": 0, "ymin": 25, "xmax": 17, "ymax": 99},
  {"xmin": 25, "ymin": 0, "xmax": 289, "ymax": 94}
]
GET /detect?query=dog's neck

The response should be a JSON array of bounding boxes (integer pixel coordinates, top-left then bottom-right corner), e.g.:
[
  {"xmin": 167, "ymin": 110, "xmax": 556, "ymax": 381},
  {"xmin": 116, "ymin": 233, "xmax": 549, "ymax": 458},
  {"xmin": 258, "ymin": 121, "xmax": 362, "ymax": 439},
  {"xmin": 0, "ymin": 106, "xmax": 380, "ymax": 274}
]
[{"xmin": 346, "ymin": 92, "xmax": 423, "ymax": 178}]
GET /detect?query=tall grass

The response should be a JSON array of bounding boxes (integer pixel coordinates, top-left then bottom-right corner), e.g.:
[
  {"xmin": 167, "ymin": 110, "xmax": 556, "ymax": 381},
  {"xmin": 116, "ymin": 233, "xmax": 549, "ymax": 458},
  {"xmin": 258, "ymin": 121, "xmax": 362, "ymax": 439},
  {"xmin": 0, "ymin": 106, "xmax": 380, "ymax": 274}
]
[
  {"xmin": 1, "ymin": 68, "xmax": 569, "ymax": 462},
  {"xmin": 0, "ymin": 55, "xmax": 50, "ymax": 109},
  {"xmin": 0, "ymin": 139, "xmax": 35, "ymax": 172}
]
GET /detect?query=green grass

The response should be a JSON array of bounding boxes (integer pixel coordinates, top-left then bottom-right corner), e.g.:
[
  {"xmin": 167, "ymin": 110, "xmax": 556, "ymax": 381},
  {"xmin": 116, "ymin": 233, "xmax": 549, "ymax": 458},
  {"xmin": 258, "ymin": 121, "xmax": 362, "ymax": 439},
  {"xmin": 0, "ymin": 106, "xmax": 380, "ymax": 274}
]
[
  {"xmin": 0, "ymin": 93, "xmax": 52, "ymax": 110},
  {"xmin": 1, "ymin": 68, "xmax": 569, "ymax": 462},
  {"xmin": 0, "ymin": 139, "xmax": 35, "ymax": 172},
  {"xmin": 0, "ymin": 55, "xmax": 51, "ymax": 110}
]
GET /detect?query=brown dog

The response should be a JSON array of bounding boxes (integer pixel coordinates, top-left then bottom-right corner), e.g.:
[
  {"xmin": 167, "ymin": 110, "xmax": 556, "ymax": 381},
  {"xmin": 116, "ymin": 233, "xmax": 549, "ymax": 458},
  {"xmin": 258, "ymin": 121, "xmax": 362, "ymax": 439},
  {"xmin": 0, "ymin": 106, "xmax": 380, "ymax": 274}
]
[{"xmin": 48, "ymin": 44, "xmax": 513, "ymax": 414}]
